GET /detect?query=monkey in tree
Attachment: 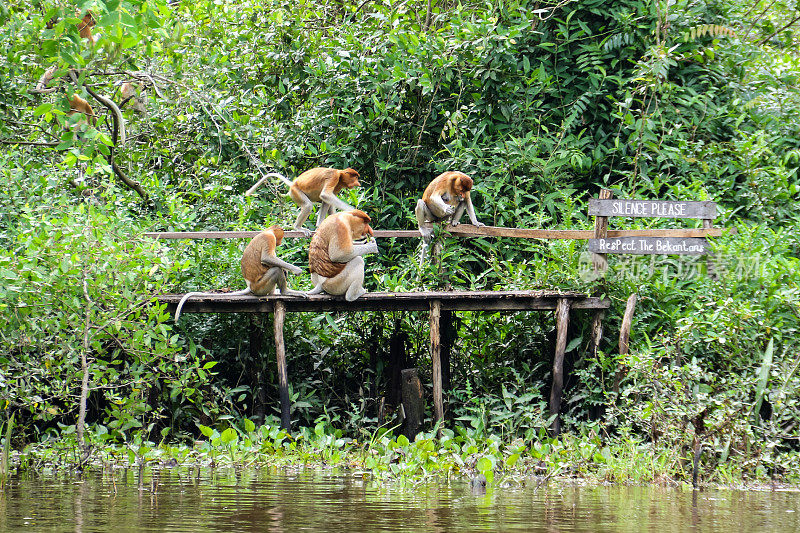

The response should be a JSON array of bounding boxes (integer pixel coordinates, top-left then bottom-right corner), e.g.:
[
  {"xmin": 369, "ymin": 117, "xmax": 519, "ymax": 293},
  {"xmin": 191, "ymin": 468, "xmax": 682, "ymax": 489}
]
[
  {"xmin": 67, "ymin": 93, "xmax": 97, "ymax": 132},
  {"xmin": 77, "ymin": 11, "xmax": 98, "ymax": 43},
  {"xmin": 119, "ymin": 82, "xmax": 147, "ymax": 115},
  {"xmin": 307, "ymin": 210, "xmax": 378, "ymax": 301},
  {"xmin": 246, "ymin": 167, "xmax": 361, "ymax": 236},
  {"xmin": 415, "ymin": 171, "xmax": 484, "ymax": 261},
  {"xmin": 174, "ymin": 226, "xmax": 305, "ymax": 322}
]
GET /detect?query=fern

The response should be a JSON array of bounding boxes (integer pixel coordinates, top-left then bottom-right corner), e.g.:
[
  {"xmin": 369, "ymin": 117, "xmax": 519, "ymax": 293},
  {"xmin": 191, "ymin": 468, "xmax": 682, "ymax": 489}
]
[
  {"xmin": 602, "ymin": 32, "xmax": 634, "ymax": 52},
  {"xmin": 683, "ymin": 24, "xmax": 736, "ymax": 42}
]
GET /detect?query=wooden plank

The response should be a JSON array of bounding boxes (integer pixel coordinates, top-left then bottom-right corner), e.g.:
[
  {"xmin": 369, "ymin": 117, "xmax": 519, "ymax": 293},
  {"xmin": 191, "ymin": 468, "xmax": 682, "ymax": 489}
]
[
  {"xmin": 592, "ymin": 189, "xmax": 612, "ymax": 274},
  {"xmin": 549, "ymin": 298, "xmax": 571, "ymax": 437},
  {"xmin": 273, "ymin": 301, "xmax": 291, "ymax": 431},
  {"xmin": 447, "ymin": 226, "xmax": 594, "ymax": 239},
  {"xmin": 155, "ymin": 291, "xmax": 611, "ymax": 314},
  {"xmin": 588, "ymin": 199, "xmax": 717, "ymax": 219},
  {"xmin": 143, "ymin": 227, "xmax": 726, "ymax": 240},
  {"xmin": 430, "ymin": 300, "xmax": 444, "ymax": 432},
  {"xmin": 588, "ymin": 237, "xmax": 708, "ymax": 255}
]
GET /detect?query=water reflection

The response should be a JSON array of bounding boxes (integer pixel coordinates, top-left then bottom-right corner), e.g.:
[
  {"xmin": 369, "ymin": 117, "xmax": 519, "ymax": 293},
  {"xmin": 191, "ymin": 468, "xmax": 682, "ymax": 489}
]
[{"xmin": 2, "ymin": 468, "xmax": 799, "ymax": 532}]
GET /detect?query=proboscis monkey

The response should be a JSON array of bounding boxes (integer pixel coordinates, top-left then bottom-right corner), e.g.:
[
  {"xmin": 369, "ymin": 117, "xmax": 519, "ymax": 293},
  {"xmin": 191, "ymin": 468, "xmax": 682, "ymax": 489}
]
[
  {"xmin": 77, "ymin": 11, "xmax": 98, "ymax": 43},
  {"xmin": 415, "ymin": 171, "xmax": 484, "ymax": 261},
  {"xmin": 174, "ymin": 226, "xmax": 305, "ymax": 322},
  {"xmin": 246, "ymin": 167, "xmax": 361, "ymax": 236},
  {"xmin": 67, "ymin": 93, "xmax": 97, "ymax": 136},
  {"xmin": 307, "ymin": 210, "xmax": 377, "ymax": 301},
  {"xmin": 120, "ymin": 82, "xmax": 147, "ymax": 114}
]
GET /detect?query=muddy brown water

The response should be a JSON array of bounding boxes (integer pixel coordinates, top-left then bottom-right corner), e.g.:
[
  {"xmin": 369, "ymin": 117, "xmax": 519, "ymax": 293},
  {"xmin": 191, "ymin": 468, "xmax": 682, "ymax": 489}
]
[{"xmin": 2, "ymin": 468, "xmax": 799, "ymax": 532}]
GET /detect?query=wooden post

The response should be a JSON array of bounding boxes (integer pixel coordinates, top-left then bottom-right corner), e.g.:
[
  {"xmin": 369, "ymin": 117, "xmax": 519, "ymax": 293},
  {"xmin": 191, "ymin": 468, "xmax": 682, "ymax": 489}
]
[
  {"xmin": 249, "ymin": 316, "xmax": 266, "ymax": 424},
  {"xmin": 702, "ymin": 218, "xmax": 717, "ymax": 279},
  {"xmin": 273, "ymin": 300, "xmax": 291, "ymax": 432},
  {"xmin": 440, "ymin": 310, "xmax": 454, "ymax": 394},
  {"xmin": 589, "ymin": 310, "xmax": 604, "ymax": 359},
  {"xmin": 592, "ymin": 188, "xmax": 613, "ymax": 275},
  {"xmin": 549, "ymin": 298, "xmax": 571, "ymax": 436},
  {"xmin": 430, "ymin": 299, "xmax": 444, "ymax": 431},
  {"xmin": 614, "ymin": 293, "xmax": 638, "ymax": 393},
  {"xmin": 400, "ymin": 368, "xmax": 424, "ymax": 440}
]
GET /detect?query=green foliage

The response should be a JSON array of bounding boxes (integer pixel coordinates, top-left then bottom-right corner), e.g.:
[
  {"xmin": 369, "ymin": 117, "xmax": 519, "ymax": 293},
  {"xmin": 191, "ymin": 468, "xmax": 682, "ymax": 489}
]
[{"xmin": 0, "ymin": 0, "xmax": 800, "ymax": 485}]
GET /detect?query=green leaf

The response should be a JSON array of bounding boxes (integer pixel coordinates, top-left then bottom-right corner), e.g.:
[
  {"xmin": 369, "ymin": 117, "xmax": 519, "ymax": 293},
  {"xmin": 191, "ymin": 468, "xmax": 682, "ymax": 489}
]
[{"xmin": 220, "ymin": 428, "xmax": 238, "ymax": 444}]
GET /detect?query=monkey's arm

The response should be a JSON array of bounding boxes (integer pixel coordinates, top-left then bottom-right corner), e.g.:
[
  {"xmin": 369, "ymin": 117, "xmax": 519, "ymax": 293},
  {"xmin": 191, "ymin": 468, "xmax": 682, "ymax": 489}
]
[
  {"xmin": 328, "ymin": 238, "xmax": 378, "ymax": 263},
  {"xmin": 319, "ymin": 179, "xmax": 355, "ymax": 212},
  {"xmin": 261, "ymin": 249, "xmax": 303, "ymax": 275},
  {"xmin": 464, "ymin": 192, "xmax": 484, "ymax": 226},
  {"xmin": 427, "ymin": 192, "xmax": 456, "ymax": 219}
]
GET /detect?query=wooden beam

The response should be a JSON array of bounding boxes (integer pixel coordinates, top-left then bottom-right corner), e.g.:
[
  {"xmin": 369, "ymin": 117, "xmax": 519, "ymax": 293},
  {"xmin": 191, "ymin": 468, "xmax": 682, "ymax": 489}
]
[
  {"xmin": 549, "ymin": 298, "xmax": 571, "ymax": 437},
  {"xmin": 273, "ymin": 300, "xmax": 291, "ymax": 431},
  {"xmin": 430, "ymin": 299, "xmax": 444, "ymax": 433},
  {"xmin": 143, "ymin": 226, "xmax": 728, "ymax": 240},
  {"xmin": 155, "ymin": 291, "xmax": 611, "ymax": 314}
]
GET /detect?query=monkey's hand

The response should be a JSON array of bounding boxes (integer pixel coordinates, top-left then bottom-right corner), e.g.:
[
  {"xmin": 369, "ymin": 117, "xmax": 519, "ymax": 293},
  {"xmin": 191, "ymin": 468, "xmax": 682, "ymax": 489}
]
[
  {"xmin": 443, "ymin": 205, "xmax": 456, "ymax": 216},
  {"xmin": 365, "ymin": 239, "xmax": 379, "ymax": 255}
]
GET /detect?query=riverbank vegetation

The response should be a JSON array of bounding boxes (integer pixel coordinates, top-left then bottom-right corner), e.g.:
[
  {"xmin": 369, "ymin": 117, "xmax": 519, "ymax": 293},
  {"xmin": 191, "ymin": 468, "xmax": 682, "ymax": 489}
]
[{"xmin": 1, "ymin": 0, "xmax": 800, "ymax": 487}]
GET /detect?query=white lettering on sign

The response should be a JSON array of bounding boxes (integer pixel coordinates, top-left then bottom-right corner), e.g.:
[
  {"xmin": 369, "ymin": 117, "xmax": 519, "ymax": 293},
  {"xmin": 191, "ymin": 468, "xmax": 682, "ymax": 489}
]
[
  {"xmin": 609, "ymin": 201, "xmax": 688, "ymax": 217},
  {"xmin": 588, "ymin": 238, "xmax": 708, "ymax": 255}
]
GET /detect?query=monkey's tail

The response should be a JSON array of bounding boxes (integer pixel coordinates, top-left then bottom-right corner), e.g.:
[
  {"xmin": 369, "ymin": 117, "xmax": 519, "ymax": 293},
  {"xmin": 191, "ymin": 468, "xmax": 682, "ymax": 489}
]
[
  {"xmin": 174, "ymin": 288, "xmax": 251, "ymax": 323},
  {"xmin": 245, "ymin": 172, "xmax": 292, "ymax": 196}
]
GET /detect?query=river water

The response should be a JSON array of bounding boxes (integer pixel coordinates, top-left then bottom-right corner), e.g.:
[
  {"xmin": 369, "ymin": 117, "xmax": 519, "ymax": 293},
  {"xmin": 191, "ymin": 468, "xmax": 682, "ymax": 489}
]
[{"xmin": 2, "ymin": 468, "xmax": 799, "ymax": 532}]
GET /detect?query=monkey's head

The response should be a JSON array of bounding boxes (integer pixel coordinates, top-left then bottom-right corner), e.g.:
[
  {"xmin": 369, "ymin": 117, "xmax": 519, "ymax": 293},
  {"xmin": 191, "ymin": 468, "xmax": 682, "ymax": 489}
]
[
  {"xmin": 267, "ymin": 225, "xmax": 285, "ymax": 245},
  {"xmin": 347, "ymin": 210, "xmax": 374, "ymax": 239},
  {"xmin": 453, "ymin": 174, "xmax": 473, "ymax": 198},
  {"xmin": 340, "ymin": 168, "xmax": 361, "ymax": 189}
]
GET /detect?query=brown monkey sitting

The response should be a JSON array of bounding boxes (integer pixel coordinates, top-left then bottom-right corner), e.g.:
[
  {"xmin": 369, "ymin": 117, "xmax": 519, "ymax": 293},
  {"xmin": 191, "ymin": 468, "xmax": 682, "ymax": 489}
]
[
  {"xmin": 307, "ymin": 210, "xmax": 377, "ymax": 301},
  {"xmin": 415, "ymin": 171, "xmax": 484, "ymax": 261},
  {"xmin": 246, "ymin": 167, "xmax": 361, "ymax": 236},
  {"xmin": 174, "ymin": 226, "xmax": 305, "ymax": 322}
]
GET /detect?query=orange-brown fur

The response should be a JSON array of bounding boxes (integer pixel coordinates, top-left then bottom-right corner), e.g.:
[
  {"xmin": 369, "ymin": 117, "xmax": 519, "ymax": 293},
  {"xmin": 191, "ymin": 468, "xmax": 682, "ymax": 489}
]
[
  {"xmin": 309, "ymin": 210, "xmax": 373, "ymax": 278},
  {"xmin": 68, "ymin": 94, "xmax": 97, "ymax": 127},
  {"xmin": 242, "ymin": 226, "xmax": 283, "ymax": 294},
  {"xmin": 77, "ymin": 12, "xmax": 97, "ymax": 42},
  {"xmin": 289, "ymin": 167, "xmax": 360, "ymax": 204},
  {"xmin": 421, "ymin": 171, "xmax": 474, "ymax": 214}
]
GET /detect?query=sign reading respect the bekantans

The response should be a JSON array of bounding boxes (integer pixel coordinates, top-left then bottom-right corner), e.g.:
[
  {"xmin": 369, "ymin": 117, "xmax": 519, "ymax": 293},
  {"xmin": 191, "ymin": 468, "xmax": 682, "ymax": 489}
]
[{"xmin": 588, "ymin": 237, "xmax": 708, "ymax": 255}]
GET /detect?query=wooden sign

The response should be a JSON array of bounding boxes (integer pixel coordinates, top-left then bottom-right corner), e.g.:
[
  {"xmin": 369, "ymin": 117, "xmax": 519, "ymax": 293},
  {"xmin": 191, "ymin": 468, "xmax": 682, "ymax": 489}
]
[
  {"xmin": 588, "ymin": 199, "xmax": 716, "ymax": 219},
  {"xmin": 588, "ymin": 237, "xmax": 708, "ymax": 255}
]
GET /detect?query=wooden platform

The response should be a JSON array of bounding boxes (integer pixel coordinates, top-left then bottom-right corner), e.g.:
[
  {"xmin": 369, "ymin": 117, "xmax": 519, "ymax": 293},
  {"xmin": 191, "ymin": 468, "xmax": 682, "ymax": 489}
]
[
  {"xmin": 156, "ymin": 290, "xmax": 610, "ymax": 313},
  {"xmin": 160, "ymin": 290, "xmax": 609, "ymax": 436}
]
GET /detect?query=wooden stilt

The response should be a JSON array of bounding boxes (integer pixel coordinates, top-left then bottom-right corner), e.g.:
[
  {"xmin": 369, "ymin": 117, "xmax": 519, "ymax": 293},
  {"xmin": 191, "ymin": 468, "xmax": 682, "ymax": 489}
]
[
  {"xmin": 549, "ymin": 298, "xmax": 571, "ymax": 437},
  {"xmin": 400, "ymin": 368, "xmax": 424, "ymax": 440},
  {"xmin": 273, "ymin": 300, "xmax": 291, "ymax": 432},
  {"xmin": 440, "ymin": 309, "xmax": 454, "ymax": 394},
  {"xmin": 430, "ymin": 299, "xmax": 444, "ymax": 431},
  {"xmin": 614, "ymin": 293, "xmax": 638, "ymax": 393},
  {"xmin": 249, "ymin": 316, "xmax": 266, "ymax": 423},
  {"xmin": 589, "ymin": 310, "xmax": 604, "ymax": 359}
]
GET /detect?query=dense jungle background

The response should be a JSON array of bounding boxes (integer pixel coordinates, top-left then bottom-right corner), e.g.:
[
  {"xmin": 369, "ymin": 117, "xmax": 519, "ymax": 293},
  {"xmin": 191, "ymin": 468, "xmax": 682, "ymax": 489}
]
[{"xmin": 1, "ymin": 0, "xmax": 800, "ymax": 483}]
